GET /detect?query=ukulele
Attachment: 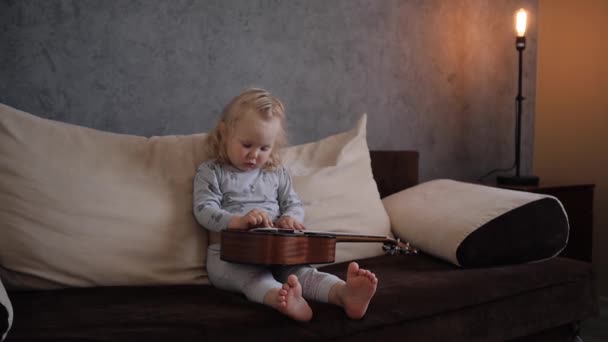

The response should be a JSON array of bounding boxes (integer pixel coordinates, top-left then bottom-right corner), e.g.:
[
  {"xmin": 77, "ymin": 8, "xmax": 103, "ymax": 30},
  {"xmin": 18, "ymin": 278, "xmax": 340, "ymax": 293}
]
[{"xmin": 220, "ymin": 227, "xmax": 417, "ymax": 266}]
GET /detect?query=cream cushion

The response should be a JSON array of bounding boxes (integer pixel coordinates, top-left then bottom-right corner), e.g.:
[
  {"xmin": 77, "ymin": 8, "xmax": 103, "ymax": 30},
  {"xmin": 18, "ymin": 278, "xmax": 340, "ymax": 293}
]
[
  {"xmin": 0, "ymin": 103, "xmax": 209, "ymax": 289},
  {"xmin": 383, "ymin": 179, "xmax": 569, "ymax": 267},
  {"xmin": 282, "ymin": 114, "xmax": 391, "ymax": 264},
  {"xmin": 0, "ymin": 103, "xmax": 389, "ymax": 289}
]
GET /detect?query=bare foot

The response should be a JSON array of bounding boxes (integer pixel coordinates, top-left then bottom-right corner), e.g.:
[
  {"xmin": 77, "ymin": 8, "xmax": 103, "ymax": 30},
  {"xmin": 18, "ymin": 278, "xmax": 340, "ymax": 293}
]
[
  {"xmin": 342, "ymin": 262, "xmax": 378, "ymax": 319},
  {"xmin": 265, "ymin": 275, "xmax": 313, "ymax": 322}
]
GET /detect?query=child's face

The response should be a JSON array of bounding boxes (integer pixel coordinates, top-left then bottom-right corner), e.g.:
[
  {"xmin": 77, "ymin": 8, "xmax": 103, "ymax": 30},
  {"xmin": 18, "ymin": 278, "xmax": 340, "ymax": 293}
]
[{"xmin": 224, "ymin": 112, "xmax": 280, "ymax": 171}]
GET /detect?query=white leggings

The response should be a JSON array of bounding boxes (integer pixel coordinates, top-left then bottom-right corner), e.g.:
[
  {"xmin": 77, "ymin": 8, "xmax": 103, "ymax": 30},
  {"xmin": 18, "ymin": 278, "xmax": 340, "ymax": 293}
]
[{"xmin": 207, "ymin": 244, "xmax": 343, "ymax": 304}]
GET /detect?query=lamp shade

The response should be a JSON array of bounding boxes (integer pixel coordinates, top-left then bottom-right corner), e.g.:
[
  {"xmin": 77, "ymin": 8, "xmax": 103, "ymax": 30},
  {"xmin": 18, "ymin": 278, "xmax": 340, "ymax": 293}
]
[{"xmin": 516, "ymin": 9, "xmax": 527, "ymax": 37}]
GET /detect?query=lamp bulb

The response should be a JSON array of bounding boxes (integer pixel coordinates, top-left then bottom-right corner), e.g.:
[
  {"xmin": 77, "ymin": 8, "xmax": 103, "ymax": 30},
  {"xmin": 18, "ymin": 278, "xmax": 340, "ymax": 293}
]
[{"xmin": 516, "ymin": 9, "xmax": 527, "ymax": 37}]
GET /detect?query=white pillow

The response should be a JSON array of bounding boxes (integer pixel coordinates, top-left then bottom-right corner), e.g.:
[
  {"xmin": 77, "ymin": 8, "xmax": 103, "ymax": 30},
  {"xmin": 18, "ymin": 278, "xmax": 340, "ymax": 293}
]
[
  {"xmin": 0, "ymin": 277, "xmax": 12, "ymax": 342},
  {"xmin": 0, "ymin": 103, "xmax": 209, "ymax": 289},
  {"xmin": 282, "ymin": 114, "xmax": 391, "ymax": 264},
  {"xmin": 382, "ymin": 179, "xmax": 569, "ymax": 267}
]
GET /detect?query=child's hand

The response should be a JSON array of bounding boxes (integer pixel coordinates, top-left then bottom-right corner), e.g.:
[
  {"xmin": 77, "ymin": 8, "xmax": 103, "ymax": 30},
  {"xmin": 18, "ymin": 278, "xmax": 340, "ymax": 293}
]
[
  {"xmin": 275, "ymin": 216, "xmax": 305, "ymax": 231},
  {"xmin": 229, "ymin": 209, "xmax": 273, "ymax": 230}
]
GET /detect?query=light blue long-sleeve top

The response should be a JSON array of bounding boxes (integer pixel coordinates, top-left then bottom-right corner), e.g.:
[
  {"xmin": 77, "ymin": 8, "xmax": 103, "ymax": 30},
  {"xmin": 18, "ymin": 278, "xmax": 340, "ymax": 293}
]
[{"xmin": 193, "ymin": 160, "xmax": 305, "ymax": 232}]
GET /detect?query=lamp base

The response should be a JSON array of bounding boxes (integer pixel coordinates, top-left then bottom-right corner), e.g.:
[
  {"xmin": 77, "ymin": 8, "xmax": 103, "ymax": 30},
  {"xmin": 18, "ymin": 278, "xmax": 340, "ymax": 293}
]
[{"xmin": 496, "ymin": 174, "xmax": 540, "ymax": 186}]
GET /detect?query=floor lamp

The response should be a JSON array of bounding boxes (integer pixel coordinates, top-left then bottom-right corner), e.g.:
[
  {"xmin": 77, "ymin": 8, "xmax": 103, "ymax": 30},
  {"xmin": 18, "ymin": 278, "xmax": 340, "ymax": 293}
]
[{"xmin": 497, "ymin": 8, "xmax": 540, "ymax": 186}]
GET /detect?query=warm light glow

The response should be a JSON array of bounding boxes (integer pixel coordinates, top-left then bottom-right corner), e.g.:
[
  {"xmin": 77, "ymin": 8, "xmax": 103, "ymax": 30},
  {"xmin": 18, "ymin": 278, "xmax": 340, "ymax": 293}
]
[{"xmin": 516, "ymin": 9, "xmax": 527, "ymax": 37}]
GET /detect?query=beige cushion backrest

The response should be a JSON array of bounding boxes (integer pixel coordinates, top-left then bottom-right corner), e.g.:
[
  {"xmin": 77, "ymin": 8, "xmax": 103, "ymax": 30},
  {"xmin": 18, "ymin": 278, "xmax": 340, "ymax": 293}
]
[
  {"xmin": 0, "ymin": 103, "xmax": 209, "ymax": 289},
  {"xmin": 0, "ymin": 103, "xmax": 389, "ymax": 289},
  {"xmin": 283, "ymin": 115, "xmax": 391, "ymax": 264}
]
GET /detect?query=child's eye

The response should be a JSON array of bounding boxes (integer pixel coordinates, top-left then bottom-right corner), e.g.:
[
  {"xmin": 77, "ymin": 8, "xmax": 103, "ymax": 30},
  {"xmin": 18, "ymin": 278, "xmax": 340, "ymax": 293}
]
[
  {"xmin": 261, "ymin": 146, "xmax": 271, "ymax": 152},
  {"xmin": 242, "ymin": 143, "xmax": 252, "ymax": 148}
]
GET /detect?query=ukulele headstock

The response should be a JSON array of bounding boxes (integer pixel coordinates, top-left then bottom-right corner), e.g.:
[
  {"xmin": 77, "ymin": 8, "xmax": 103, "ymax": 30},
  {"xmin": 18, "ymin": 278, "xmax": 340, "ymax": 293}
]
[{"xmin": 383, "ymin": 238, "xmax": 418, "ymax": 256}]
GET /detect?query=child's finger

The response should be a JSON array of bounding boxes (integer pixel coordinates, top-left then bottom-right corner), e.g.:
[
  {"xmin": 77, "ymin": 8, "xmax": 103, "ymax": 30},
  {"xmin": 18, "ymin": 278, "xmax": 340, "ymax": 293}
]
[
  {"xmin": 263, "ymin": 214, "xmax": 273, "ymax": 227},
  {"xmin": 290, "ymin": 221, "xmax": 299, "ymax": 230},
  {"xmin": 250, "ymin": 213, "xmax": 261, "ymax": 225},
  {"xmin": 284, "ymin": 220, "xmax": 293, "ymax": 230}
]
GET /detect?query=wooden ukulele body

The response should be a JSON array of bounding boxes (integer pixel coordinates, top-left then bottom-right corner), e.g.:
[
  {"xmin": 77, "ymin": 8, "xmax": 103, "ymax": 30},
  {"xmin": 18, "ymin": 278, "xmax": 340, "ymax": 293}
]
[
  {"xmin": 221, "ymin": 229, "xmax": 337, "ymax": 265},
  {"xmin": 220, "ymin": 228, "xmax": 416, "ymax": 266}
]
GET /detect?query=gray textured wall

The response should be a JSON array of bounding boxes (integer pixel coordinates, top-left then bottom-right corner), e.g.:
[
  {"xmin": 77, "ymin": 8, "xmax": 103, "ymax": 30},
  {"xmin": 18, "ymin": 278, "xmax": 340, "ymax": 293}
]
[{"xmin": 0, "ymin": 0, "xmax": 538, "ymax": 182}]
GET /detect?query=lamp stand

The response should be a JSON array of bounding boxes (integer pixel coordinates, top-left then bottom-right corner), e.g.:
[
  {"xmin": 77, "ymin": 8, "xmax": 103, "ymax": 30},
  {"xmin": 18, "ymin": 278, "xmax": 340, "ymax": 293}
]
[{"xmin": 497, "ymin": 36, "xmax": 539, "ymax": 187}]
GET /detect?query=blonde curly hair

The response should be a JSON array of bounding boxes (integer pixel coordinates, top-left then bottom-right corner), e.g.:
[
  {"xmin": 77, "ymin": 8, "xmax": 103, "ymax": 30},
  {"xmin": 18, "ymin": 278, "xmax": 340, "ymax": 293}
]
[{"xmin": 206, "ymin": 88, "xmax": 287, "ymax": 170}]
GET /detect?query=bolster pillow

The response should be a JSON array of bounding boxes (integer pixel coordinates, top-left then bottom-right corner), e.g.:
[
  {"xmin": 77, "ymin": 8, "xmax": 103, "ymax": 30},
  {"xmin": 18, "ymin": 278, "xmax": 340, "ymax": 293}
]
[
  {"xmin": 382, "ymin": 179, "xmax": 569, "ymax": 267},
  {"xmin": 0, "ymin": 277, "xmax": 12, "ymax": 341}
]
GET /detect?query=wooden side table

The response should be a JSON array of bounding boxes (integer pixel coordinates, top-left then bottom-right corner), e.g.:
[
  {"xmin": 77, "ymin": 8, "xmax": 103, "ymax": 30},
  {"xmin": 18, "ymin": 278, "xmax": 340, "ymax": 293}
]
[{"xmin": 497, "ymin": 183, "xmax": 595, "ymax": 262}]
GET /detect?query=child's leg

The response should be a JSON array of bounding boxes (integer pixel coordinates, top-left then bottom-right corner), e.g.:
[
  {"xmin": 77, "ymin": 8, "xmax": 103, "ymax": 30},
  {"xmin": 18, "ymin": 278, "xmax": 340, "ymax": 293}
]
[
  {"xmin": 327, "ymin": 262, "xmax": 377, "ymax": 319},
  {"xmin": 265, "ymin": 274, "xmax": 312, "ymax": 322},
  {"xmin": 276, "ymin": 262, "xmax": 377, "ymax": 319},
  {"xmin": 274, "ymin": 265, "xmax": 342, "ymax": 303},
  {"xmin": 207, "ymin": 245, "xmax": 280, "ymax": 303},
  {"xmin": 207, "ymin": 245, "xmax": 312, "ymax": 321}
]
